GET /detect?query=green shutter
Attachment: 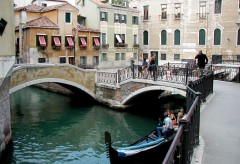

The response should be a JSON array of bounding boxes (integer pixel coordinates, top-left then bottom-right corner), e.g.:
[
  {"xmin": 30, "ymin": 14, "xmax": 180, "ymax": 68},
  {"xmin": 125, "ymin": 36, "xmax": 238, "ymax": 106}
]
[
  {"xmin": 214, "ymin": 29, "xmax": 221, "ymax": 45},
  {"xmin": 174, "ymin": 30, "xmax": 180, "ymax": 45},
  {"xmin": 65, "ymin": 13, "xmax": 71, "ymax": 23},
  {"xmin": 143, "ymin": 31, "xmax": 148, "ymax": 45},
  {"xmin": 36, "ymin": 35, "xmax": 39, "ymax": 46},
  {"xmin": 199, "ymin": 29, "xmax": 205, "ymax": 45},
  {"xmin": 161, "ymin": 30, "xmax": 167, "ymax": 45},
  {"xmin": 237, "ymin": 29, "xmax": 240, "ymax": 45}
]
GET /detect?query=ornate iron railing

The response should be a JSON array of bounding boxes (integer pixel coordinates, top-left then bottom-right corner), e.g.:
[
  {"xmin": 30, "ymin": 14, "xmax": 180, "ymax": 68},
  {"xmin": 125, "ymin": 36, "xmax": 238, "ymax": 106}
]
[
  {"xmin": 162, "ymin": 72, "xmax": 213, "ymax": 164},
  {"xmin": 211, "ymin": 65, "xmax": 240, "ymax": 83}
]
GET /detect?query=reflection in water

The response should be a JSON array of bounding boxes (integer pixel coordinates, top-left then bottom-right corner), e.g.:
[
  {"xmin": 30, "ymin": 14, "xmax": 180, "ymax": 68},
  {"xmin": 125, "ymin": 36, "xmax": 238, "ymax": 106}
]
[{"xmin": 9, "ymin": 87, "xmax": 157, "ymax": 163}]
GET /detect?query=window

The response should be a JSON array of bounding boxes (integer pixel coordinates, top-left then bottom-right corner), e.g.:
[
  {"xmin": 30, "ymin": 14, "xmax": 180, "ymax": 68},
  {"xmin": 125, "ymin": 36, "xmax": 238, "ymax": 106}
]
[
  {"xmin": 93, "ymin": 56, "xmax": 99, "ymax": 64},
  {"xmin": 78, "ymin": 16, "xmax": 86, "ymax": 26},
  {"xmin": 143, "ymin": 6, "xmax": 149, "ymax": 20},
  {"xmin": 199, "ymin": 1, "xmax": 207, "ymax": 18},
  {"xmin": 214, "ymin": 0, "xmax": 222, "ymax": 14},
  {"xmin": 134, "ymin": 53, "xmax": 138, "ymax": 60},
  {"xmin": 121, "ymin": 53, "xmax": 125, "ymax": 60},
  {"xmin": 60, "ymin": 57, "xmax": 66, "ymax": 63},
  {"xmin": 161, "ymin": 4, "xmax": 167, "ymax": 19},
  {"xmin": 42, "ymin": 3, "xmax": 47, "ymax": 7},
  {"xmin": 102, "ymin": 53, "xmax": 107, "ymax": 61},
  {"xmin": 214, "ymin": 28, "xmax": 221, "ymax": 45},
  {"xmin": 174, "ymin": 54, "xmax": 180, "ymax": 61},
  {"xmin": 100, "ymin": 12, "xmax": 108, "ymax": 21},
  {"xmin": 79, "ymin": 36, "xmax": 87, "ymax": 47},
  {"xmin": 237, "ymin": 29, "xmax": 240, "ymax": 45},
  {"xmin": 52, "ymin": 35, "xmax": 61, "ymax": 47},
  {"xmin": 132, "ymin": 16, "xmax": 138, "ymax": 25},
  {"xmin": 65, "ymin": 36, "xmax": 74, "ymax": 48},
  {"xmin": 80, "ymin": 56, "xmax": 87, "ymax": 65},
  {"xmin": 121, "ymin": 15, "xmax": 127, "ymax": 23},
  {"xmin": 114, "ymin": 14, "xmax": 120, "ymax": 22},
  {"xmin": 93, "ymin": 37, "xmax": 100, "ymax": 47},
  {"xmin": 38, "ymin": 58, "xmax": 46, "ymax": 63},
  {"xmin": 174, "ymin": 3, "xmax": 181, "ymax": 19},
  {"xmin": 134, "ymin": 35, "xmax": 137, "ymax": 45},
  {"xmin": 65, "ymin": 12, "xmax": 71, "ymax": 23},
  {"xmin": 102, "ymin": 33, "xmax": 106, "ymax": 45},
  {"xmin": 36, "ymin": 35, "xmax": 47, "ymax": 47},
  {"xmin": 161, "ymin": 30, "xmax": 167, "ymax": 45},
  {"xmin": 161, "ymin": 54, "xmax": 166, "ymax": 60},
  {"xmin": 115, "ymin": 53, "xmax": 120, "ymax": 60},
  {"xmin": 174, "ymin": 30, "xmax": 180, "ymax": 45},
  {"xmin": 199, "ymin": 29, "xmax": 206, "ymax": 45},
  {"xmin": 143, "ymin": 31, "xmax": 148, "ymax": 45},
  {"xmin": 114, "ymin": 34, "xmax": 125, "ymax": 46},
  {"xmin": 239, "ymin": 0, "xmax": 240, "ymax": 9}
]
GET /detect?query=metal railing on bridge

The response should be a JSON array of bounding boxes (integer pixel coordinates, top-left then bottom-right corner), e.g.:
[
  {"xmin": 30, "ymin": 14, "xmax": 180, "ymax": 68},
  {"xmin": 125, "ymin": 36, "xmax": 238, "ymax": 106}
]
[
  {"xmin": 97, "ymin": 62, "xmax": 205, "ymax": 86},
  {"xmin": 163, "ymin": 72, "xmax": 213, "ymax": 164}
]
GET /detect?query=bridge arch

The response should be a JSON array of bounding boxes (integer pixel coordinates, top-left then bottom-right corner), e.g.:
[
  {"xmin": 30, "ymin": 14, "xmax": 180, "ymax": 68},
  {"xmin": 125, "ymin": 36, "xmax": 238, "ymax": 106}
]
[
  {"xmin": 9, "ymin": 64, "xmax": 96, "ymax": 98},
  {"xmin": 121, "ymin": 86, "xmax": 186, "ymax": 105},
  {"xmin": 9, "ymin": 78, "xmax": 95, "ymax": 98}
]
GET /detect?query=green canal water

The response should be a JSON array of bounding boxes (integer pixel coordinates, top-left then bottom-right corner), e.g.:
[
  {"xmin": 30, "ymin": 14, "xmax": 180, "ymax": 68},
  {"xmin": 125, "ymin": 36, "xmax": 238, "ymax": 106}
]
[{"xmin": 9, "ymin": 87, "xmax": 158, "ymax": 164}]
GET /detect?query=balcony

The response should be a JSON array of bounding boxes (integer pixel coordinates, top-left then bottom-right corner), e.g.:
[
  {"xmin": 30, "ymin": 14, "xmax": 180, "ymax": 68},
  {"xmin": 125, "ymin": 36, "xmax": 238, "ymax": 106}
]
[
  {"xmin": 115, "ymin": 43, "xmax": 128, "ymax": 48},
  {"xmin": 133, "ymin": 44, "xmax": 139, "ymax": 48},
  {"xmin": 101, "ymin": 44, "xmax": 109, "ymax": 49}
]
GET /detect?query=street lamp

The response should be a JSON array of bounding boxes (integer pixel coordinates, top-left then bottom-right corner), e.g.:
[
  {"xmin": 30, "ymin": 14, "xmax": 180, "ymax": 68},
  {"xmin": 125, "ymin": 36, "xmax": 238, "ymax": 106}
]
[{"xmin": 72, "ymin": 27, "xmax": 77, "ymax": 65}]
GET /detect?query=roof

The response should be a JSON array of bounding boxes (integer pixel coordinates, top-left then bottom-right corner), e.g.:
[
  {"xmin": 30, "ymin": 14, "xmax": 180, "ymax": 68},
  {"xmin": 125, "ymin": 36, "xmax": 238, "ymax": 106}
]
[
  {"xmin": 77, "ymin": 24, "xmax": 100, "ymax": 32},
  {"xmin": 89, "ymin": 0, "xmax": 139, "ymax": 13},
  {"xmin": 15, "ymin": 16, "xmax": 59, "ymax": 30},
  {"xmin": 14, "ymin": 3, "xmax": 77, "ymax": 13}
]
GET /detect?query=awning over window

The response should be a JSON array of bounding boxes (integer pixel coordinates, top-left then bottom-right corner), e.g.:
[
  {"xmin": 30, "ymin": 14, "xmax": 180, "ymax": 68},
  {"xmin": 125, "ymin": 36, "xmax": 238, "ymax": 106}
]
[
  {"xmin": 53, "ymin": 36, "xmax": 61, "ymax": 47},
  {"xmin": 67, "ymin": 36, "xmax": 74, "ymax": 47},
  {"xmin": 116, "ymin": 35, "xmax": 122, "ymax": 43},
  {"xmin": 80, "ymin": 37, "xmax": 87, "ymax": 46},
  {"xmin": 39, "ymin": 35, "xmax": 46, "ymax": 47},
  {"xmin": 94, "ymin": 37, "xmax": 100, "ymax": 46}
]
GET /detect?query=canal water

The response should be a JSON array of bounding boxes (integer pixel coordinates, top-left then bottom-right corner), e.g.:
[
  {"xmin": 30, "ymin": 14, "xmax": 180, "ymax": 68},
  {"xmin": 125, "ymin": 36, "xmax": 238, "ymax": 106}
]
[{"xmin": 9, "ymin": 87, "xmax": 159, "ymax": 164}]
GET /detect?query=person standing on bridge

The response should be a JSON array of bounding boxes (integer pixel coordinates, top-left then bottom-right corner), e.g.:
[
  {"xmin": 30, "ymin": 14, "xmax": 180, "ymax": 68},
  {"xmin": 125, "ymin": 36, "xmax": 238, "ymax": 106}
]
[{"xmin": 195, "ymin": 50, "xmax": 208, "ymax": 76}]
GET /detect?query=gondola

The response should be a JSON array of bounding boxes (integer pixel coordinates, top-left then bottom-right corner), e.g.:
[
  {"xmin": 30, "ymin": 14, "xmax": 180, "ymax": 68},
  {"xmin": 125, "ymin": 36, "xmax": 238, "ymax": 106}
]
[{"xmin": 105, "ymin": 128, "xmax": 176, "ymax": 164}]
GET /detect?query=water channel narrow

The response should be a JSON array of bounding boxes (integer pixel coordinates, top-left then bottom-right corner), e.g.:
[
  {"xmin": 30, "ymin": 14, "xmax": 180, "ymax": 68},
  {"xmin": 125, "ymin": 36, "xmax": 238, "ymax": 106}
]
[{"xmin": 8, "ymin": 86, "xmax": 161, "ymax": 163}]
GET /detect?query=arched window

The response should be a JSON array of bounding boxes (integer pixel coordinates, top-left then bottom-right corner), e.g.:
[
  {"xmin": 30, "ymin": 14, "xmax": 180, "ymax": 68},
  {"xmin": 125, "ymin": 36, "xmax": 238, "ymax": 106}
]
[
  {"xmin": 174, "ymin": 29, "xmax": 180, "ymax": 45},
  {"xmin": 199, "ymin": 29, "xmax": 206, "ymax": 45},
  {"xmin": 161, "ymin": 30, "xmax": 167, "ymax": 45},
  {"xmin": 237, "ymin": 29, "xmax": 240, "ymax": 45},
  {"xmin": 143, "ymin": 30, "xmax": 148, "ymax": 45},
  {"xmin": 214, "ymin": 28, "xmax": 221, "ymax": 45}
]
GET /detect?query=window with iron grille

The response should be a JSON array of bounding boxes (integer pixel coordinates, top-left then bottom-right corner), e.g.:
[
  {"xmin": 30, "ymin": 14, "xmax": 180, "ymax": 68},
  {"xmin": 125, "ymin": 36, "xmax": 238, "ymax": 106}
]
[
  {"xmin": 143, "ymin": 6, "xmax": 149, "ymax": 20},
  {"xmin": 199, "ymin": 1, "xmax": 207, "ymax": 18},
  {"xmin": 161, "ymin": 4, "xmax": 167, "ymax": 19},
  {"xmin": 174, "ymin": 54, "xmax": 180, "ymax": 61},
  {"xmin": 161, "ymin": 54, "xmax": 166, "ymax": 60},
  {"xmin": 174, "ymin": 3, "xmax": 181, "ymax": 19}
]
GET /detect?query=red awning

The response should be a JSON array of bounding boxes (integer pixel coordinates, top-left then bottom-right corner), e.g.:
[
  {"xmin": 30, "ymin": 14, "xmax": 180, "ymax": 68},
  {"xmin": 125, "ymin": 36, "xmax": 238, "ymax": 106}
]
[
  {"xmin": 53, "ymin": 36, "xmax": 61, "ymax": 47},
  {"xmin": 80, "ymin": 37, "xmax": 87, "ymax": 46},
  {"xmin": 39, "ymin": 35, "xmax": 46, "ymax": 47},
  {"xmin": 94, "ymin": 37, "xmax": 100, "ymax": 46},
  {"xmin": 67, "ymin": 36, "xmax": 74, "ymax": 47}
]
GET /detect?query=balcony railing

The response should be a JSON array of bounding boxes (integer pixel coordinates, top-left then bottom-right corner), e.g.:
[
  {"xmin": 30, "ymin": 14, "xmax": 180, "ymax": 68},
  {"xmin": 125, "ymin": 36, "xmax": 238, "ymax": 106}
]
[{"xmin": 115, "ymin": 43, "xmax": 128, "ymax": 48}]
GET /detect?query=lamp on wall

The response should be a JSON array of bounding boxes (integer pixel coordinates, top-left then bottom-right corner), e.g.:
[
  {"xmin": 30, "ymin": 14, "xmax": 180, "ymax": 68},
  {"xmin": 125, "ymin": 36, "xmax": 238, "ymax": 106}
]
[{"xmin": 0, "ymin": 18, "xmax": 7, "ymax": 36}]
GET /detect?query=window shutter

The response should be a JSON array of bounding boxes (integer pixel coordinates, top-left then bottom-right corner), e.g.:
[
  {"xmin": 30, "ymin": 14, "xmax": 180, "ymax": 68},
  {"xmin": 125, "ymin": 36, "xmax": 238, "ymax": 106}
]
[
  {"xmin": 161, "ymin": 30, "xmax": 167, "ymax": 45},
  {"xmin": 199, "ymin": 29, "xmax": 205, "ymax": 45}
]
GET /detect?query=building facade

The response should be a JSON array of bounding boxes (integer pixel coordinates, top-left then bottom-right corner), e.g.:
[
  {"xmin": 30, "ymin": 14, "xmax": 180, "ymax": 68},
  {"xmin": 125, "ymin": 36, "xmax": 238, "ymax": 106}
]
[
  {"xmin": 77, "ymin": 0, "xmax": 140, "ymax": 69},
  {"xmin": 130, "ymin": 0, "xmax": 240, "ymax": 65},
  {"xmin": 15, "ymin": 3, "xmax": 100, "ymax": 66}
]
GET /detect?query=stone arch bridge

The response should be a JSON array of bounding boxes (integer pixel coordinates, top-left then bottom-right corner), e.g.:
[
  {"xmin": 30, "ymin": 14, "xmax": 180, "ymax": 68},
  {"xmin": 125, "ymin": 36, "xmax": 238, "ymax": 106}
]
[{"xmin": 9, "ymin": 64, "xmax": 187, "ymax": 109}]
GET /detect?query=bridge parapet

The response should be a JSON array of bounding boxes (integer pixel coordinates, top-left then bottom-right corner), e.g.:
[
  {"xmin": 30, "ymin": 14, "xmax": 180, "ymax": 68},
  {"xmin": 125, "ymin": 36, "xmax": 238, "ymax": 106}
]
[{"xmin": 10, "ymin": 64, "xmax": 96, "ymax": 97}]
